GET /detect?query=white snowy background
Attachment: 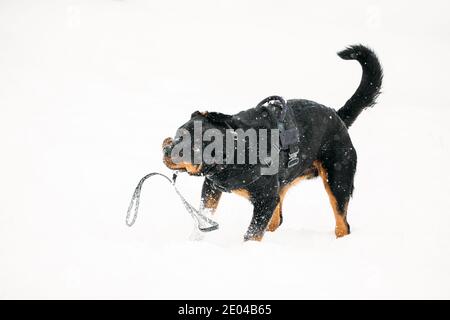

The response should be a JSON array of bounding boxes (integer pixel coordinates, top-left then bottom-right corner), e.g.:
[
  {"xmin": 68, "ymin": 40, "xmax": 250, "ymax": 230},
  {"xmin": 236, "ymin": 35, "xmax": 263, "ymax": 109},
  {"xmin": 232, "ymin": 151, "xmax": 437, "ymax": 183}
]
[{"xmin": 1, "ymin": 0, "xmax": 449, "ymax": 299}]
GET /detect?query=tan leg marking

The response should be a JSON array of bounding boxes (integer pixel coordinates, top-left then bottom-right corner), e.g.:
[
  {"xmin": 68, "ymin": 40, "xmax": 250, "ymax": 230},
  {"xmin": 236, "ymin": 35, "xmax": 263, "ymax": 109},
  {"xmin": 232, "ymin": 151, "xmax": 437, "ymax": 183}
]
[
  {"xmin": 246, "ymin": 234, "xmax": 263, "ymax": 242},
  {"xmin": 232, "ymin": 189, "xmax": 251, "ymax": 200},
  {"xmin": 267, "ymin": 202, "xmax": 282, "ymax": 232},
  {"xmin": 313, "ymin": 161, "xmax": 350, "ymax": 238},
  {"xmin": 203, "ymin": 192, "xmax": 222, "ymax": 213}
]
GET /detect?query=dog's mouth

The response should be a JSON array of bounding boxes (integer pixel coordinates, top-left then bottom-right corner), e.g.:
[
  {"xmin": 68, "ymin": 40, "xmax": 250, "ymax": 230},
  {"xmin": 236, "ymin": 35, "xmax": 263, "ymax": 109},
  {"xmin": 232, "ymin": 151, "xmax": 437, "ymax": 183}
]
[{"xmin": 162, "ymin": 137, "xmax": 203, "ymax": 175}]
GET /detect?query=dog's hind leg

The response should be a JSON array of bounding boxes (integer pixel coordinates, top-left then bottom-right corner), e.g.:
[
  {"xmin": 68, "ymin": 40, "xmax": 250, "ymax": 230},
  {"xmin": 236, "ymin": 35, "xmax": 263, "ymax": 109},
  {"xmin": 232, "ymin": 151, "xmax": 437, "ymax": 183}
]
[
  {"xmin": 314, "ymin": 144, "xmax": 357, "ymax": 238},
  {"xmin": 200, "ymin": 178, "xmax": 222, "ymax": 215}
]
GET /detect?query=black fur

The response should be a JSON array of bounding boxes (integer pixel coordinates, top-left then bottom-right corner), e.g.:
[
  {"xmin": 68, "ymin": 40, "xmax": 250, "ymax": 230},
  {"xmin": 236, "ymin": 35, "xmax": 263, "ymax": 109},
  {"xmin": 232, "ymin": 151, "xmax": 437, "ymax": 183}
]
[
  {"xmin": 337, "ymin": 45, "xmax": 383, "ymax": 127},
  {"xmin": 163, "ymin": 45, "xmax": 383, "ymax": 241}
]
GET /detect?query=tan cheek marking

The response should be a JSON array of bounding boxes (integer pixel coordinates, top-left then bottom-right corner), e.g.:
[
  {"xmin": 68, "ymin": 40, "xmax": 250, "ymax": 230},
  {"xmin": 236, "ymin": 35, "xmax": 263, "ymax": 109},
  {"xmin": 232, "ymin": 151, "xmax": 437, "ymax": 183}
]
[
  {"xmin": 183, "ymin": 163, "xmax": 202, "ymax": 174},
  {"xmin": 162, "ymin": 156, "xmax": 202, "ymax": 174}
]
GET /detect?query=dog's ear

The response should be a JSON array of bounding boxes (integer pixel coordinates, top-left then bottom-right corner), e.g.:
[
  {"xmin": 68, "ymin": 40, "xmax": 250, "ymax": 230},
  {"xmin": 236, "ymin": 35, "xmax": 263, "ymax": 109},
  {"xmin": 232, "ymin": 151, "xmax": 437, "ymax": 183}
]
[
  {"xmin": 191, "ymin": 111, "xmax": 210, "ymax": 119},
  {"xmin": 191, "ymin": 110, "xmax": 232, "ymax": 125},
  {"xmin": 205, "ymin": 112, "xmax": 233, "ymax": 124},
  {"xmin": 191, "ymin": 111, "xmax": 202, "ymax": 119}
]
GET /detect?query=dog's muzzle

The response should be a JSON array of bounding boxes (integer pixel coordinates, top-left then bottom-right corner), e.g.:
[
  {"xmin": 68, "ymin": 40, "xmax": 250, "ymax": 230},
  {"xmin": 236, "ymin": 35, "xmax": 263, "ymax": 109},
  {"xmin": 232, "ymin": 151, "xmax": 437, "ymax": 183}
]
[{"xmin": 162, "ymin": 137, "xmax": 174, "ymax": 157}]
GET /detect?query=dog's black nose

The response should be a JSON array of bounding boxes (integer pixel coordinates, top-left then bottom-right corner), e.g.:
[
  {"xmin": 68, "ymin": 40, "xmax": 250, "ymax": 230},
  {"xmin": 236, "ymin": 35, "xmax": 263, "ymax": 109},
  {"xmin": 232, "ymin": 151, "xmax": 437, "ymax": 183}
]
[{"xmin": 163, "ymin": 144, "xmax": 173, "ymax": 157}]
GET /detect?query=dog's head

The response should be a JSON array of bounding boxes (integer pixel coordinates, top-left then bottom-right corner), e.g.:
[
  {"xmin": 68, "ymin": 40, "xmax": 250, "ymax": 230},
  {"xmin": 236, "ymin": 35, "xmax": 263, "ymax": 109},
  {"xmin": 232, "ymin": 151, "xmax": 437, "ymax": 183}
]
[{"xmin": 162, "ymin": 111, "xmax": 232, "ymax": 175}]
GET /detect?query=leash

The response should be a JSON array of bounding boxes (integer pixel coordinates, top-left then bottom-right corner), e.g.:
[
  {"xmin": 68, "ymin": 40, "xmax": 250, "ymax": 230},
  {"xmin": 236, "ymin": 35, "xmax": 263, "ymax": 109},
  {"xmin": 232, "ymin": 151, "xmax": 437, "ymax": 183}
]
[{"xmin": 125, "ymin": 172, "xmax": 219, "ymax": 232}]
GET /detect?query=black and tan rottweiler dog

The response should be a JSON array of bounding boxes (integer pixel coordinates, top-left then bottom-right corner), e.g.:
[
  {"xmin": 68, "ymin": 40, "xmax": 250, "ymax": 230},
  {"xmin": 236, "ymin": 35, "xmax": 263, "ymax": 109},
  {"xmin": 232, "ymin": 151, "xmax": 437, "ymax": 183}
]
[{"xmin": 163, "ymin": 45, "xmax": 383, "ymax": 241}]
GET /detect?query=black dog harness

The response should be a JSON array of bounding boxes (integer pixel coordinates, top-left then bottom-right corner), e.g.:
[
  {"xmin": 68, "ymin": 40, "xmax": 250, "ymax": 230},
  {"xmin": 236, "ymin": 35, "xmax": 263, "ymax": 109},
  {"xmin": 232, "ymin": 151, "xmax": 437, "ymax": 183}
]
[{"xmin": 256, "ymin": 96, "xmax": 300, "ymax": 168}]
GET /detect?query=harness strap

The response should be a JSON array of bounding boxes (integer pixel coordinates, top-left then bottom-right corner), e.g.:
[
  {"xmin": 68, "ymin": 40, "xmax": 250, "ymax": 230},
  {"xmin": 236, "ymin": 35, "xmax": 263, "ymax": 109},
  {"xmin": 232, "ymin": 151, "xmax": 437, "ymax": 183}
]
[{"xmin": 257, "ymin": 96, "xmax": 300, "ymax": 168}]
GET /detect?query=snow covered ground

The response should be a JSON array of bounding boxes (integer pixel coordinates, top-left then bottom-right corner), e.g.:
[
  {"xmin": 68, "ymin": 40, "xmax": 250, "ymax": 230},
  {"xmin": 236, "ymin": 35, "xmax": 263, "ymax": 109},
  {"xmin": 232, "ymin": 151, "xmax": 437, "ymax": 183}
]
[{"xmin": 1, "ymin": 0, "xmax": 450, "ymax": 299}]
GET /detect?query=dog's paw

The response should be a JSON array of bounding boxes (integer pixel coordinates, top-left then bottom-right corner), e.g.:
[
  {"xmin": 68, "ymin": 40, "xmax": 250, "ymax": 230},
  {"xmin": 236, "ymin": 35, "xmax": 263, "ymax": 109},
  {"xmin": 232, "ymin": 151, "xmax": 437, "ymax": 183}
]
[
  {"xmin": 244, "ymin": 231, "xmax": 264, "ymax": 242},
  {"xmin": 335, "ymin": 224, "xmax": 350, "ymax": 238}
]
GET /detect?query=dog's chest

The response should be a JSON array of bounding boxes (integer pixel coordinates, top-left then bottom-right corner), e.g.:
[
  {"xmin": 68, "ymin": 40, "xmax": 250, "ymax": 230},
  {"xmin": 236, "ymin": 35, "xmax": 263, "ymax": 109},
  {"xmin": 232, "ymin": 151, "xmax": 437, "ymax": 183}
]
[{"xmin": 206, "ymin": 166, "xmax": 262, "ymax": 192}]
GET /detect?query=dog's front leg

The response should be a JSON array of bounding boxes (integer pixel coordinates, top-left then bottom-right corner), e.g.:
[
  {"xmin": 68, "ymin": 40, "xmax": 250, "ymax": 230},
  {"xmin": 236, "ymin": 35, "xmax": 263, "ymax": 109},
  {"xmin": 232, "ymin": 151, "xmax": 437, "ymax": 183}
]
[
  {"xmin": 244, "ymin": 192, "xmax": 280, "ymax": 241},
  {"xmin": 200, "ymin": 178, "xmax": 222, "ymax": 215}
]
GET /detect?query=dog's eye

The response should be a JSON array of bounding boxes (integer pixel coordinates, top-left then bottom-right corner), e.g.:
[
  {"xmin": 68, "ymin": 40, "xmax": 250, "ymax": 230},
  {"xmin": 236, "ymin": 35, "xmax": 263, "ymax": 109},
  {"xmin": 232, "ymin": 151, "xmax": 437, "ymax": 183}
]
[{"xmin": 174, "ymin": 137, "xmax": 183, "ymax": 144}]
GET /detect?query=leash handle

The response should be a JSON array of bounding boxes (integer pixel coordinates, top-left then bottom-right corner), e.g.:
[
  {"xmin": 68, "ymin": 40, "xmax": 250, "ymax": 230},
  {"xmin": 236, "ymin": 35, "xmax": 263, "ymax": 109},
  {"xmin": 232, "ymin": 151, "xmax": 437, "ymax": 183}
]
[
  {"xmin": 125, "ymin": 172, "xmax": 219, "ymax": 232},
  {"xmin": 126, "ymin": 172, "xmax": 172, "ymax": 227}
]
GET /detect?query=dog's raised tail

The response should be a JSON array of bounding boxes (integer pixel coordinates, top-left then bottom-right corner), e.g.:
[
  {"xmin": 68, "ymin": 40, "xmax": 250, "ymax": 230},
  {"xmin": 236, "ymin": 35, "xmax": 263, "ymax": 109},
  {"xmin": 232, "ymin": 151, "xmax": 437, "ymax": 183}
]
[{"xmin": 337, "ymin": 44, "xmax": 383, "ymax": 128}]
